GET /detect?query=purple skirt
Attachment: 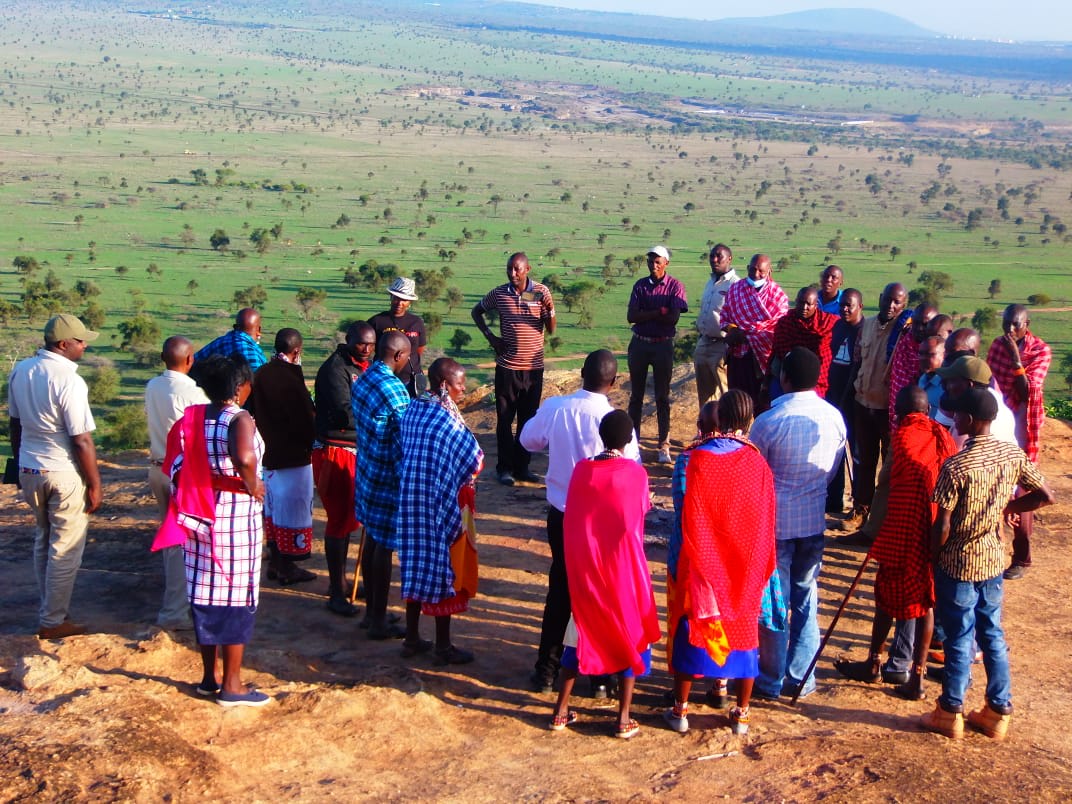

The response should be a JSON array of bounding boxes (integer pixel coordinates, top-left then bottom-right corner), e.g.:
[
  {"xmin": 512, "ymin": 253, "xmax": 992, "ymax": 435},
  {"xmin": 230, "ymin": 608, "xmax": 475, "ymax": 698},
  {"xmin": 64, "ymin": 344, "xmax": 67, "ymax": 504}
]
[{"xmin": 192, "ymin": 603, "xmax": 257, "ymax": 646}]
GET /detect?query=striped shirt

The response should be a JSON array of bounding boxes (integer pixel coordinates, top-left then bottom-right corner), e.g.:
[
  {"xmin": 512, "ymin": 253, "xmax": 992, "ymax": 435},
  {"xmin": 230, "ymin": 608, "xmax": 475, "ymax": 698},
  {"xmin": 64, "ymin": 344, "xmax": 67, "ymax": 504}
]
[
  {"xmin": 477, "ymin": 280, "xmax": 556, "ymax": 371},
  {"xmin": 932, "ymin": 435, "xmax": 1046, "ymax": 582},
  {"xmin": 629, "ymin": 273, "xmax": 689, "ymax": 339}
]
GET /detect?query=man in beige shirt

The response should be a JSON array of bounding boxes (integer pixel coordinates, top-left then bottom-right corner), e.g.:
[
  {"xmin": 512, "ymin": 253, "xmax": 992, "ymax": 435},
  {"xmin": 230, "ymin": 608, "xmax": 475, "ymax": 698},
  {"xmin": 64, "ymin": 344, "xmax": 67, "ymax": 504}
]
[
  {"xmin": 8, "ymin": 314, "xmax": 102, "ymax": 639},
  {"xmin": 145, "ymin": 336, "xmax": 209, "ymax": 629},
  {"xmin": 843, "ymin": 283, "xmax": 907, "ymax": 531}
]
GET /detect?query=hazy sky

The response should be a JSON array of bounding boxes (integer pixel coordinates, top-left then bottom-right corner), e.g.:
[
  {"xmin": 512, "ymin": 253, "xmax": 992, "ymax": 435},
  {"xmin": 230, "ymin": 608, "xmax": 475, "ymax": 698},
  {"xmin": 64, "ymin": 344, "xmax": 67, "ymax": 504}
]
[{"xmin": 516, "ymin": 1, "xmax": 1072, "ymax": 42}]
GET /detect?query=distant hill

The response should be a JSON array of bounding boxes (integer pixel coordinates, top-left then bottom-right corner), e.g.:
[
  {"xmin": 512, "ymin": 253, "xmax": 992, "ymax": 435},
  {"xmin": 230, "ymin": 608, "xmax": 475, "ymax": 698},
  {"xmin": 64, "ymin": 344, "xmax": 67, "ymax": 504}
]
[{"xmin": 719, "ymin": 9, "xmax": 936, "ymax": 38}]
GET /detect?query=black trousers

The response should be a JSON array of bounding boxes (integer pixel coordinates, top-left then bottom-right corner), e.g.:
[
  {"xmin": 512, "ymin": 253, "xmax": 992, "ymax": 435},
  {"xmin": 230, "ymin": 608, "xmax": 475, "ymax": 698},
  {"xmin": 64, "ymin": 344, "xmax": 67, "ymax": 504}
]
[
  {"xmin": 495, "ymin": 366, "xmax": 543, "ymax": 476},
  {"xmin": 627, "ymin": 337, "xmax": 674, "ymax": 445},
  {"xmin": 853, "ymin": 402, "xmax": 890, "ymax": 509},
  {"xmin": 534, "ymin": 506, "xmax": 569, "ymax": 679}
]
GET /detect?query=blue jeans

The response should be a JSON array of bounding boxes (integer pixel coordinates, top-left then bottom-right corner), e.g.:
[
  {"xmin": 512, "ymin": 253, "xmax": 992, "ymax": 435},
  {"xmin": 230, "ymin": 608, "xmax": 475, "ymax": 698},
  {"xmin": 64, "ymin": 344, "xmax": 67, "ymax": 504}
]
[
  {"xmin": 934, "ymin": 567, "xmax": 1011, "ymax": 712},
  {"xmin": 758, "ymin": 534, "xmax": 824, "ymax": 697}
]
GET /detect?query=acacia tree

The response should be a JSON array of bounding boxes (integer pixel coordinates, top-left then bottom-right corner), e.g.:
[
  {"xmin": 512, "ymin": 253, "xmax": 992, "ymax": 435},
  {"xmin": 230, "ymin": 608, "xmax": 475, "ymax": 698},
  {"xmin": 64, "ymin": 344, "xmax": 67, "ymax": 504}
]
[{"xmin": 210, "ymin": 229, "xmax": 230, "ymax": 251}]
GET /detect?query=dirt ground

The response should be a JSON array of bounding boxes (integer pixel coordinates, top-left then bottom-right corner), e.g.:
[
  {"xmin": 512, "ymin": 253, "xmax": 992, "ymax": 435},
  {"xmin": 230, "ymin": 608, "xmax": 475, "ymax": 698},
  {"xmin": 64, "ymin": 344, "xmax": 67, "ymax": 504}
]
[{"xmin": 2, "ymin": 368, "xmax": 1071, "ymax": 802}]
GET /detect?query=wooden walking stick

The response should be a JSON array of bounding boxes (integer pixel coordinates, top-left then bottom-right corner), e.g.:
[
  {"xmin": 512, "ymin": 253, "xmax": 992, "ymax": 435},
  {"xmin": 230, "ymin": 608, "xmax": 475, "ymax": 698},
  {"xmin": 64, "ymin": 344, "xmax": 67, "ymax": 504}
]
[
  {"xmin": 348, "ymin": 524, "xmax": 366, "ymax": 605},
  {"xmin": 789, "ymin": 551, "xmax": 871, "ymax": 706}
]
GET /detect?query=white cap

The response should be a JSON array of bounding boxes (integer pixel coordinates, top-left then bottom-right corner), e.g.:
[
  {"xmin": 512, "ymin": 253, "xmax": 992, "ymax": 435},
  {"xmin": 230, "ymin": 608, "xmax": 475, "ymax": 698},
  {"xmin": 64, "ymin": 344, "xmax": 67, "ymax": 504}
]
[{"xmin": 647, "ymin": 245, "xmax": 670, "ymax": 261}]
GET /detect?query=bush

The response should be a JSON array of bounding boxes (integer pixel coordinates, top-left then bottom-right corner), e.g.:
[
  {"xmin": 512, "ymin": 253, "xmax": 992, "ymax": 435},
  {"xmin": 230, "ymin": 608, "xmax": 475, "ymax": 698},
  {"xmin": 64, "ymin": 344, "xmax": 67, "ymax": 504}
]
[
  {"xmin": 87, "ymin": 365, "xmax": 120, "ymax": 405},
  {"xmin": 1027, "ymin": 293, "xmax": 1052, "ymax": 306},
  {"xmin": 103, "ymin": 404, "xmax": 148, "ymax": 451}
]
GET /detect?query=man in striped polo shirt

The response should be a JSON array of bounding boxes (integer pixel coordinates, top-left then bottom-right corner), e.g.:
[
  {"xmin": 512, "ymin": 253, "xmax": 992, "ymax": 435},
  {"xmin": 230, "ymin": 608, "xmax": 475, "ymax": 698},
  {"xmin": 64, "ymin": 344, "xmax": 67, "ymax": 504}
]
[
  {"xmin": 921, "ymin": 387, "xmax": 1053, "ymax": 741},
  {"xmin": 472, "ymin": 252, "xmax": 557, "ymax": 486}
]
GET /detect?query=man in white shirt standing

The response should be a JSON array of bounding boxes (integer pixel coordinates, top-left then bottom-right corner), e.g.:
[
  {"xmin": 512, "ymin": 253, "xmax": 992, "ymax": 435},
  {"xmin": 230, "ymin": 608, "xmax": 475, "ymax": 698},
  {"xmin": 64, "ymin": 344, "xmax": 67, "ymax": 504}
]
[
  {"xmin": 520, "ymin": 350, "xmax": 641, "ymax": 693},
  {"xmin": 8, "ymin": 314, "xmax": 102, "ymax": 639},
  {"xmin": 145, "ymin": 336, "xmax": 209, "ymax": 630},
  {"xmin": 693, "ymin": 244, "xmax": 739, "ymax": 408}
]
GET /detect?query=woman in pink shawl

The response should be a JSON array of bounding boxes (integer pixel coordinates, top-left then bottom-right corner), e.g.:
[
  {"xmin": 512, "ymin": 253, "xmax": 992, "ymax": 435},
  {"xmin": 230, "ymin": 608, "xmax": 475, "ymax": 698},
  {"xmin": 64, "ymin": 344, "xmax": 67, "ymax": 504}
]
[{"xmin": 549, "ymin": 410, "xmax": 660, "ymax": 740}]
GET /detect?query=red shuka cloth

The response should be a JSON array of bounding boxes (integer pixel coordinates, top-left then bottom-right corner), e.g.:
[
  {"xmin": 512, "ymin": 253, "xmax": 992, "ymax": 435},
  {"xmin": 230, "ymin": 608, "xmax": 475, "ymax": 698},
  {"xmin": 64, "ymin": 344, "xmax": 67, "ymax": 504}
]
[
  {"xmin": 870, "ymin": 413, "xmax": 958, "ymax": 620},
  {"xmin": 675, "ymin": 444, "xmax": 776, "ymax": 660},
  {"xmin": 987, "ymin": 331, "xmax": 1051, "ymax": 462},
  {"xmin": 770, "ymin": 310, "xmax": 837, "ymax": 397},
  {"xmin": 563, "ymin": 457, "xmax": 661, "ymax": 676}
]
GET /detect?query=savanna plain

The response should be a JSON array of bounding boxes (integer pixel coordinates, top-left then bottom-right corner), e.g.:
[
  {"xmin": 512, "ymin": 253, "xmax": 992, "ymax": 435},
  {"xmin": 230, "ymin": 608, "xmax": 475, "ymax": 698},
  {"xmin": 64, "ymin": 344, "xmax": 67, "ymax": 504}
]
[{"xmin": 1, "ymin": 1, "xmax": 1071, "ymax": 800}]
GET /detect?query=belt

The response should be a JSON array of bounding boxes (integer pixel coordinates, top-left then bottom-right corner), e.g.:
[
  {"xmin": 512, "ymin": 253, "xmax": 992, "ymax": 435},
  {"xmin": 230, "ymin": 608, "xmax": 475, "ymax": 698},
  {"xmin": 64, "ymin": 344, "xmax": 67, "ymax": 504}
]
[
  {"xmin": 632, "ymin": 334, "xmax": 673, "ymax": 343},
  {"xmin": 21, "ymin": 467, "xmax": 48, "ymax": 475},
  {"xmin": 700, "ymin": 334, "xmax": 725, "ymax": 342},
  {"xmin": 212, "ymin": 476, "xmax": 253, "ymax": 495}
]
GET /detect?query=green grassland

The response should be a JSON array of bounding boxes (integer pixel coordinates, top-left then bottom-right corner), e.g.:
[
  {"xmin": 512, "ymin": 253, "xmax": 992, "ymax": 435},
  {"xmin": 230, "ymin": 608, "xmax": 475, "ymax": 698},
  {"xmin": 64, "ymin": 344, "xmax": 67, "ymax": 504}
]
[{"xmin": 1, "ymin": 1, "xmax": 1070, "ymax": 448}]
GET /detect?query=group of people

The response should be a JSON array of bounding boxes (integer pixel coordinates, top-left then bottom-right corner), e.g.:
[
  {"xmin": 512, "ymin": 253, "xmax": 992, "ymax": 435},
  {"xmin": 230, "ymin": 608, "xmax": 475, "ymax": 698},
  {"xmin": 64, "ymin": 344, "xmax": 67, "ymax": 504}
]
[{"xmin": 6, "ymin": 244, "xmax": 1056, "ymax": 735}]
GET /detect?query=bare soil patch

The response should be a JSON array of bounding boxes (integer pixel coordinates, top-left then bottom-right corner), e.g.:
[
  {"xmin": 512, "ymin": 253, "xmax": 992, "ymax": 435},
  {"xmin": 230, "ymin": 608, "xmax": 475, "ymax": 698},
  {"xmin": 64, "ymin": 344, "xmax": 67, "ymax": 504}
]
[{"xmin": 2, "ymin": 373, "xmax": 1071, "ymax": 801}]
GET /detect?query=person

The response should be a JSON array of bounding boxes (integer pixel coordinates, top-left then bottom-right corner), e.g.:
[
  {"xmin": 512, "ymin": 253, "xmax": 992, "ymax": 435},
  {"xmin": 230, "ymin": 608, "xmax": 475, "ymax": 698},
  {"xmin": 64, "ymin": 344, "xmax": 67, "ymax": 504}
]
[
  {"xmin": 917, "ymin": 335, "xmax": 946, "ymax": 420},
  {"xmin": 664, "ymin": 391, "xmax": 781, "ymax": 736},
  {"xmin": 921, "ymin": 387, "xmax": 1054, "ymax": 740},
  {"xmin": 985, "ymin": 304, "xmax": 1052, "ymax": 580},
  {"xmin": 945, "ymin": 327, "xmax": 981, "ymax": 363},
  {"xmin": 937, "ymin": 356, "xmax": 1017, "ymax": 448},
  {"xmin": 818, "ymin": 265, "xmax": 844, "ymax": 315},
  {"xmin": 887, "ymin": 304, "xmax": 937, "ymax": 432},
  {"xmin": 767, "ymin": 287, "xmax": 837, "ymax": 399},
  {"xmin": 825, "ymin": 288, "xmax": 864, "ymax": 516},
  {"xmin": 193, "ymin": 308, "xmax": 267, "ymax": 371},
  {"xmin": 313, "ymin": 321, "xmax": 376, "ymax": 617},
  {"xmin": 163, "ymin": 355, "xmax": 270, "ymax": 706},
  {"xmin": 693, "ymin": 244, "xmax": 739, "ymax": 408},
  {"xmin": 369, "ymin": 277, "xmax": 427, "ymax": 398},
  {"xmin": 145, "ymin": 335, "xmax": 208, "ymax": 630},
  {"xmin": 397, "ymin": 358, "xmax": 483, "ymax": 665},
  {"xmin": 751, "ymin": 348, "xmax": 846, "ymax": 699},
  {"xmin": 8, "ymin": 314, "xmax": 102, "ymax": 639},
  {"xmin": 841, "ymin": 282, "xmax": 908, "ymax": 532},
  {"xmin": 834, "ymin": 386, "xmax": 957, "ymax": 701},
  {"xmin": 250, "ymin": 328, "xmax": 317, "ymax": 586},
  {"xmin": 519, "ymin": 350, "xmax": 641, "ymax": 693},
  {"xmin": 928, "ymin": 314, "xmax": 954, "ymax": 342},
  {"xmin": 627, "ymin": 245, "xmax": 689, "ymax": 464},
  {"xmin": 549, "ymin": 410, "xmax": 660, "ymax": 740},
  {"xmin": 720, "ymin": 253, "xmax": 789, "ymax": 411},
  {"xmin": 471, "ymin": 252, "xmax": 556, "ymax": 486},
  {"xmin": 351, "ymin": 331, "xmax": 412, "ymax": 639}
]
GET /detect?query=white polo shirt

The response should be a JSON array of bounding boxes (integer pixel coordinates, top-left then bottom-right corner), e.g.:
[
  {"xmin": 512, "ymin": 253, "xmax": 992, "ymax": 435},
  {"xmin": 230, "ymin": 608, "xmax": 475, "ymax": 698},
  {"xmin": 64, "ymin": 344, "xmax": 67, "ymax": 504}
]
[
  {"xmin": 144, "ymin": 370, "xmax": 209, "ymax": 462},
  {"xmin": 7, "ymin": 349, "xmax": 96, "ymax": 471}
]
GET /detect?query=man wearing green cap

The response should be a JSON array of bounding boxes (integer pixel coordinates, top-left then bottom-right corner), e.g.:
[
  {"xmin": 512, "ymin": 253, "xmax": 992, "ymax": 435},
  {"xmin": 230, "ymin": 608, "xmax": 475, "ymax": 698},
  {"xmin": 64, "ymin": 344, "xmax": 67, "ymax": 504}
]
[{"xmin": 7, "ymin": 314, "xmax": 102, "ymax": 639}]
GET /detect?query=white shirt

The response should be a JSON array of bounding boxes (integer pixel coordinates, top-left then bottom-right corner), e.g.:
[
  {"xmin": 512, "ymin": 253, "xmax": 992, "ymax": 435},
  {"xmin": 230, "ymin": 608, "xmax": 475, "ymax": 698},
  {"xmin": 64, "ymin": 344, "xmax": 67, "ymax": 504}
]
[
  {"xmin": 7, "ymin": 349, "xmax": 96, "ymax": 471},
  {"xmin": 696, "ymin": 269, "xmax": 740, "ymax": 339},
  {"xmin": 948, "ymin": 385, "xmax": 1018, "ymax": 450},
  {"xmin": 144, "ymin": 370, "xmax": 210, "ymax": 461},
  {"xmin": 519, "ymin": 389, "xmax": 641, "ymax": 512}
]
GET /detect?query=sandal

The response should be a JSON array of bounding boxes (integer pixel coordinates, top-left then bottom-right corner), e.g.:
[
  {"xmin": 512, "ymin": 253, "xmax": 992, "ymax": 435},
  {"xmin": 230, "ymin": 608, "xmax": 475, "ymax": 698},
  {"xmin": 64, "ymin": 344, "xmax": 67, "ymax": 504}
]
[
  {"xmin": 615, "ymin": 719, "xmax": 640, "ymax": 739},
  {"xmin": 549, "ymin": 711, "xmax": 578, "ymax": 731},
  {"xmin": 834, "ymin": 657, "xmax": 880, "ymax": 683},
  {"xmin": 433, "ymin": 645, "xmax": 475, "ymax": 666},
  {"xmin": 400, "ymin": 638, "xmax": 433, "ymax": 658},
  {"xmin": 894, "ymin": 682, "xmax": 927, "ymax": 701}
]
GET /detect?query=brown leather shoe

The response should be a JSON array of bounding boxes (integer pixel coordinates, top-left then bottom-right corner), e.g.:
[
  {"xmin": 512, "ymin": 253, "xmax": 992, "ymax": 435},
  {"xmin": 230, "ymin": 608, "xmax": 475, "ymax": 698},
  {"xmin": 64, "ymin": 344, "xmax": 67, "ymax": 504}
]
[
  {"xmin": 834, "ymin": 507, "xmax": 869, "ymax": 532},
  {"xmin": 919, "ymin": 702, "xmax": 964, "ymax": 739},
  {"xmin": 37, "ymin": 622, "xmax": 88, "ymax": 639},
  {"xmin": 967, "ymin": 703, "xmax": 1011, "ymax": 740}
]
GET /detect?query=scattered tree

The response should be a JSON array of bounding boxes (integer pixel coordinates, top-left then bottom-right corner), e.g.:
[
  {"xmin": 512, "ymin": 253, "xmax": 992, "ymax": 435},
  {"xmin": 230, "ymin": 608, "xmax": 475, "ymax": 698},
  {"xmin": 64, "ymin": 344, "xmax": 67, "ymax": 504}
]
[
  {"xmin": 449, "ymin": 328, "xmax": 472, "ymax": 352},
  {"xmin": 209, "ymin": 229, "xmax": 230, "ymax": 251}
]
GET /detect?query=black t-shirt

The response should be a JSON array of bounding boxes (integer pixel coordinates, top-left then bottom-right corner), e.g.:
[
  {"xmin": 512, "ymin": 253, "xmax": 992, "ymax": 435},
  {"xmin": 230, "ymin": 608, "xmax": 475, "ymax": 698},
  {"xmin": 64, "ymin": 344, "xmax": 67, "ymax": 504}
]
[
  {"xmin": 827, "ymin": 318, "xmax": 863, "ymax": 412},
  {"xmin": 369, "ymin": 311, "xmax": 427, "ymax": 385}
]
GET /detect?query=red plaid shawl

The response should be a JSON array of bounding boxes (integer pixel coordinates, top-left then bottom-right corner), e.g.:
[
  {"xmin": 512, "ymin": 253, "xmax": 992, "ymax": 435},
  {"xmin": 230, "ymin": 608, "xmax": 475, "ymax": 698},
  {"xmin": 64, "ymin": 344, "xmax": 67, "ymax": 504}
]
[
  {"xmin": 770, "ymin": 309, "xmax": 837, "ymax": 397},
  {"xmin": 721, "ymin": 281, "xmax": 789, "ymax": 373},
  {"xmin": 987, "ymin": 332, "xmax": 1051, "ymax": 462},
  {"xmin": 887, "ymin": 331, "xmax": 922, "ymax": 433},
  {"xmin": 870, "ymin": 413, "xmax": 957, "ymax": 620}
]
